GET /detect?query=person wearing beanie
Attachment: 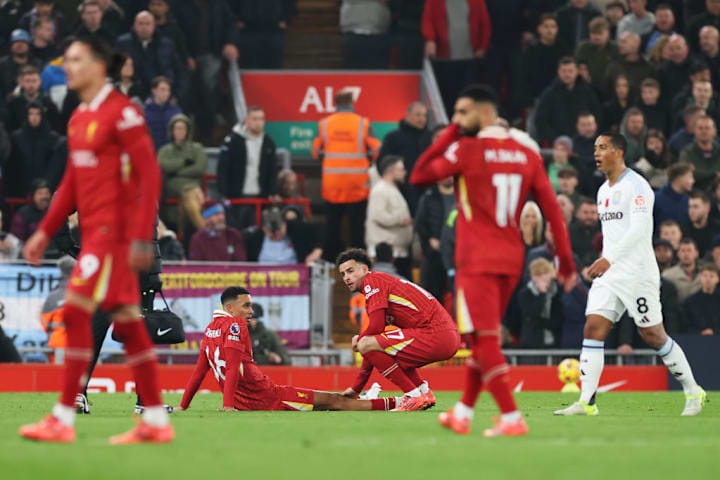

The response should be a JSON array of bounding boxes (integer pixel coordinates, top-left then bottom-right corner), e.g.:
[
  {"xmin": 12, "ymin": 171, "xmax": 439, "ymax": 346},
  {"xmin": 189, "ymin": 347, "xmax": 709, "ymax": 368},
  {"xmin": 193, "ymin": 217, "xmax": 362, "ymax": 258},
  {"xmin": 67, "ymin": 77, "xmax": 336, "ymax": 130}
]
[{"xmin": 188, "ymin": 201, "xmax": 247, "ymax": 261}]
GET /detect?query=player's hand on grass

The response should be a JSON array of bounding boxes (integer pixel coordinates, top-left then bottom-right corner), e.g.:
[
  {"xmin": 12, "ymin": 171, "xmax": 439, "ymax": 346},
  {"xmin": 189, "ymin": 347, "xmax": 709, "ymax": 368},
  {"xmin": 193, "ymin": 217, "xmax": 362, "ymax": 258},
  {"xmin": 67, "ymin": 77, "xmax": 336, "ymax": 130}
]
[
  {"xmin": 219, "ymin": 406, "xmax": 235, "ymax": 412},
  {"xmin": 587, "ymin": 257, "xmax": 610, "ymax": 279},
  {"xmin": 175, "ymin": 406, "xmax": 186, "ymax": 412},
  {"xmin": 341, "ymin": 388, "xmax": 358, "ymax": 398},
  {"xmin": 351, "ymin": 335, "xmax": 359, "ymax": 352},
  {"xmin": 23, "ymin": 230, "xmax": 50, "ymax": 266},
  {"xmin": 129, "ymin": 240, "xmax": 154, "ymax": 272}
]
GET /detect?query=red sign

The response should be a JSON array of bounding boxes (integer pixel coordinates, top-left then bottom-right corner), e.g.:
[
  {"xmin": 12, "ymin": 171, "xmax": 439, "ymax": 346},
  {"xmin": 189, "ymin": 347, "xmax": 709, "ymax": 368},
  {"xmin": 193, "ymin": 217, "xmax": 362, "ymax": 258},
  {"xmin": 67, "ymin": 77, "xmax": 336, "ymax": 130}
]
[
  {"xmin": 242, "ymin": 72, "xmax": 420, "ymax": 122},
  {"xmin": 0, "ymin": 364, "xmax": 668, "ymax": 393}
]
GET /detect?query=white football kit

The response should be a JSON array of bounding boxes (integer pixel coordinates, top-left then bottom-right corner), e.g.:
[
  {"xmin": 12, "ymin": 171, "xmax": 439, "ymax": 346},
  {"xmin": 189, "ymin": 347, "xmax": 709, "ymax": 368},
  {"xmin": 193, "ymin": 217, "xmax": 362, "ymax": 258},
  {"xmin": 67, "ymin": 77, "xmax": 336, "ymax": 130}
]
[{"xmin": 586, "ymin": 168, "xmax": 663, "ymax": 326}]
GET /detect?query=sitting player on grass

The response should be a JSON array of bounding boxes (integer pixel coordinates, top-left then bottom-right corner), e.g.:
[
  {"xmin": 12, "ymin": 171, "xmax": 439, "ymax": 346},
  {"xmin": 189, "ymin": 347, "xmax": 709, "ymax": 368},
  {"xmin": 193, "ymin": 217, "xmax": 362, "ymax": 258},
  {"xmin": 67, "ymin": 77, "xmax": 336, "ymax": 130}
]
[{"xmin": 177, "ymin": 286, "xmax": 399, "ymax": 412}]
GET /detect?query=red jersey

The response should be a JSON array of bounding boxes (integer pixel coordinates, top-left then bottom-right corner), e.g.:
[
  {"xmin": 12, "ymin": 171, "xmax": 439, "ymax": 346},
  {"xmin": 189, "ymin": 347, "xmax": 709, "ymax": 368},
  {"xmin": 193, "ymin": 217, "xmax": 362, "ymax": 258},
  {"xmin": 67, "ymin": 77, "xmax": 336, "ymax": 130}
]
[
  {"xmin": 180, "ymin": 310, "xmax": 282, "ymax": 411},
  {"xmin": 39, "ymin": 84, "xmax": 160, "ymax": 243},
  {"xmin": 360, "ymin": 271, "xmax": 456, "ymax": 336},
  {"xmin": 410, "ymin": 124, "xmax": 575, "ymax": 278}
]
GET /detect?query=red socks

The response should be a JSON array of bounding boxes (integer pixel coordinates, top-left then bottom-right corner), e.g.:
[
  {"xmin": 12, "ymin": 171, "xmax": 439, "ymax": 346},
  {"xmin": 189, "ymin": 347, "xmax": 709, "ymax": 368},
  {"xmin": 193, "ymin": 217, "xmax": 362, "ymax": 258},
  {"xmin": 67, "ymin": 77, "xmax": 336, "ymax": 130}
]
[
  {"xmin": 113, "ymin": 320, "xmax": 163, "ymax": 407},
  {"xmin": 476, "ymin": 336, "xmax": 517, "ymax": 414},
  {"xmin": 60, "ymin": 304, "xmax": 93, "ymax": 407},
  {"xmin": 460, "ymin": 363, "xmax": 484, "ymax": 408},
  {"xmin": 402, "ymin": 367, "xmax": 424, "ymax": 389},
  {"xmin": 363, "ymin": 351, "xmax": 417, "ymax": 393},
  {"xmin": 370, "ymin": 398, "xmax": 397, "ymax": 411}
]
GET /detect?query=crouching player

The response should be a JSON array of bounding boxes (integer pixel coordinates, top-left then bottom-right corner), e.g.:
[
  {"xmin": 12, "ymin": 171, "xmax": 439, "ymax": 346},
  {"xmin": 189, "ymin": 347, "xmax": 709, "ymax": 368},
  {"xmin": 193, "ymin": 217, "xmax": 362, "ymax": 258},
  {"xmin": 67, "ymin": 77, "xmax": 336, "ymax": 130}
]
[
  {"xmin": 336, "ymin": 249, "xmax": 461, "ymax": 411},
  {"xmin": 178, "ymin": 287, "xmax": 399, "ymax": 412}
]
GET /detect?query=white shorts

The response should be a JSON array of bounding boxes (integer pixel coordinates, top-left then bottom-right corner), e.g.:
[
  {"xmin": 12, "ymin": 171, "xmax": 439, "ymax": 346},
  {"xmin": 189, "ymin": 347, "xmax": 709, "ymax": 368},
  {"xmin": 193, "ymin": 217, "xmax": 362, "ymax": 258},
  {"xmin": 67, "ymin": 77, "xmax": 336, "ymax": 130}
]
[{"xmin": 585, "ymin": 280, "xmax": 663, "ymax": 327}]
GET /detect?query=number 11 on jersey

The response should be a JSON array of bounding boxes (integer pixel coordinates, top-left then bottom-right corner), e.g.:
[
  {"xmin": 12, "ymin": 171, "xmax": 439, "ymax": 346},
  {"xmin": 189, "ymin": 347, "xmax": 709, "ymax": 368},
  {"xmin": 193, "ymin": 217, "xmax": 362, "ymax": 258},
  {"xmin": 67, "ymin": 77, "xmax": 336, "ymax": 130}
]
[{"xmin": 492, "ymin": 173, "xmax": 522, "ymax": 227}]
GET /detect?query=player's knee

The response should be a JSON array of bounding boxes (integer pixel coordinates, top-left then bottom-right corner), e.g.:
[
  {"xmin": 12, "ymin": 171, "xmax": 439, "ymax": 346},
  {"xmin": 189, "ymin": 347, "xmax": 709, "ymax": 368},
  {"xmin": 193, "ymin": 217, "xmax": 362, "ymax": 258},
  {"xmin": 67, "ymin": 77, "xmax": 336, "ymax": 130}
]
[{"xmin": 583, "ymin": 317, "xmax": 610, "ymax": 340}]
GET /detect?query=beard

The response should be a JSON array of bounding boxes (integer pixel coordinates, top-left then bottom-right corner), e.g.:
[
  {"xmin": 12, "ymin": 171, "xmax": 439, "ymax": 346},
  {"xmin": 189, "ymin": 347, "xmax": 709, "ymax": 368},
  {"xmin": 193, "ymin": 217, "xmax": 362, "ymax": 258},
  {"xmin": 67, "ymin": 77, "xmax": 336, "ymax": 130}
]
[{"xmin": 458, "ymin": 125, "xmax": 480, "ymax": 136}]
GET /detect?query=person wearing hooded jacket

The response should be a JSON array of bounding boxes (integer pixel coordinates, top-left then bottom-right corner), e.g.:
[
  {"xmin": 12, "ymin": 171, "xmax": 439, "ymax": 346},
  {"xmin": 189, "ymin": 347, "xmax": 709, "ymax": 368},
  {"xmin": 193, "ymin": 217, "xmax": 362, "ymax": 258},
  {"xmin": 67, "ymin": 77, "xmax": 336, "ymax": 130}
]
[{"xmin": 158, "ymin": 113, "xmax": 207, "ymax": 231}]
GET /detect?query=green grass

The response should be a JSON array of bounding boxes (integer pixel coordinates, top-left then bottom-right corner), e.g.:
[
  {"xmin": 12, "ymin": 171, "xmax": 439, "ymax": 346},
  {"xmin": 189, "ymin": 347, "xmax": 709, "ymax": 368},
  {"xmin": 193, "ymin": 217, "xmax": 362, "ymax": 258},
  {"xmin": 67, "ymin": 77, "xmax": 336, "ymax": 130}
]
[{"xmin": 1, "ymin": 392, "xmax": 719, "ymax": 480}]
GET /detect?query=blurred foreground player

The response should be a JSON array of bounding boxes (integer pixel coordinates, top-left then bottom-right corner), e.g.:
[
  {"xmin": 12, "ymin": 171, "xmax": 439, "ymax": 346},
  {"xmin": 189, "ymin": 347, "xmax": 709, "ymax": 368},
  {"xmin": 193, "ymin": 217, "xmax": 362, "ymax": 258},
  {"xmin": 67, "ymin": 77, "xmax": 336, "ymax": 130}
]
[
  {"xmin": 410, "ymin": 85, "xmax": 577, "ymax": 436},
  {"xmin": 336, "ymin": 249, "xmax": 460, "ymax": 411},
  {"xmin": 20, "ymin": 37, "xmax": 172, "ymax": 444},
  {"xmin": 178, "ymin": 287, "xmax": 399, "ymax": 412},
  {"xmin": 554, "ymin": 133, "xmax": 706, "ymax": 417}
]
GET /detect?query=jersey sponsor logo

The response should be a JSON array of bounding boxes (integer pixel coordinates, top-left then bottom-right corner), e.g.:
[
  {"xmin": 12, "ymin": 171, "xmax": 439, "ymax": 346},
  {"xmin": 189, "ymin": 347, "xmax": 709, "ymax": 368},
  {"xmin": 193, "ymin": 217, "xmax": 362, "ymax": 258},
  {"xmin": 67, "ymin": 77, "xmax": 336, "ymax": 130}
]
[
  {"xmin": 205, "ymin": 328, "xmax": 222, "ymax": 338},
  {"xmin": 484, "ymin": 148, "xmax": 527, "ymax": 164},
  {"xmin": 116, "ymin": 106, "xmax": 145, "ymax": 130},
  {"xmin": 364, "ymin": 285, "xmax": 371, "ymax": 293},
  {"xmin": 228, "ymin": 335, "xmax": 240, "ymax": 341},
  {"xmin": 634, "ymin": 195, "xmax": 645, "ymax": 206},
  {"xmin": 72, "ymin": 150, "xmax": 99, "ymax": 168},
  {"xmin": 157, "ymin": 328, "xmax": 172, "ymax": 336},
  {"xmin": 364, "ymin": 287, "xmax": 380, "ymax": 300},
  {"xmin": 444, "ymin": 141, "xmax": 460, "ymax": 163},
  {"xmin": 230, "ymin": 323, "xmax": 241, "ymax": 335},
  {"xmin": 599, "ymin": 211, "xmax": 624, "ymax": 221},
  {"xmin": 612, "ymin": 191, "xmax": 622, "ymax": 205}
]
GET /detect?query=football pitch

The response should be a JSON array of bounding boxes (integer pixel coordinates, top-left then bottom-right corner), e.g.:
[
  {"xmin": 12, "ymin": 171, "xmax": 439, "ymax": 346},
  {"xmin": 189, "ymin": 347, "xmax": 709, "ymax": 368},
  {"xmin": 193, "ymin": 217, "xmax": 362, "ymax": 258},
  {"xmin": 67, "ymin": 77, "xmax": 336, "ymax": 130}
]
[{"xmin": 1, "ymin": 392, "xmax": 718, "ymax": 480}]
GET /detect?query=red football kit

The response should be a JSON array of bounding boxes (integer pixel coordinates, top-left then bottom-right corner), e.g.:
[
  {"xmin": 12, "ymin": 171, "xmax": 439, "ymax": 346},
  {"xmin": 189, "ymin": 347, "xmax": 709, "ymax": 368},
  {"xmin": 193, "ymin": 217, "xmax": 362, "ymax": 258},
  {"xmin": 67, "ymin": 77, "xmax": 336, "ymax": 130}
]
[
  {"xmin": 180, "ymin": 310, "xmax": 315, "ymax": 411},
  {"xmin": 38, "ymin": 84, "xmax": 161, "ymax": 309},
  {"xmin": 410, "ymin": 124, "xmax": 575, "ymax": 334},
  {"xmin": 351, "ymin": 271, "xmax": 460, "ymax": 392}
]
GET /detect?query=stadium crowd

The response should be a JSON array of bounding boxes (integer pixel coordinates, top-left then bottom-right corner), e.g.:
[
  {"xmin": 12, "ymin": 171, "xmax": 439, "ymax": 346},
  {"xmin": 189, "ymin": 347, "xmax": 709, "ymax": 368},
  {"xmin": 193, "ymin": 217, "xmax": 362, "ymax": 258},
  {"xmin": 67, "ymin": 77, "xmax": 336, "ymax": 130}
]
[{"xmin": 1, "ymin": 0, "xmax": 720, "ymax": 353}]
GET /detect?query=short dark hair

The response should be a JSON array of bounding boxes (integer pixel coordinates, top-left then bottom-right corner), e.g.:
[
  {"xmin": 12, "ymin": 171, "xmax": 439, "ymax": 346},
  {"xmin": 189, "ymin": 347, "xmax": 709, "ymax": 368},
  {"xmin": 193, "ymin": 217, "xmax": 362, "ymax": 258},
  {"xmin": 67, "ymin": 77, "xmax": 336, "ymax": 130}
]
[
  {"xmin": 655, "ymin": 3, "xmax": 674, "ymax": 12},
  {"xmin": 698, "ymin": 262, "xmax": 718, "ymax": 275},
  {"xmin": 679, "ymin": 237, "xmax": 698, "ymax": 249},
  {"xmin": 538, "ymin": 13, "xmax": 557, "ymax": 26},
  {"xmin": 247, "ymin": 105, "xmax": 263, "ymax": 115},
  {"xmin": 667, "ymin": 162, "xmax": 693, "ymax": 182},
  {"xmin": 151, "ymin": 75, "xmax": 171, "ymax": 89},
  {"xmin": 683, "ymin": 104, "xmax": 705, "ymax": 119},
  {"xmin": 558, "ymin": 56, "xmax": 576, "ymax": 67},
  {"xmin": 597, "ymin": 131, "xmax": 627, "ymax": 153},
  {"xmin": 18, "ymin": 64, "xmax": 40, "ymax": 77},
  {"xmin": 557, "ymin": 166, "xmax": 578, "ymax": 179},
  {"xmin": 335, "ymin": 90, "xmax": 354, "ymax": 107},
  {"xmin": 577, "ymin": 196, "xmax": 596, "ymax": 207},
  {"xmin": 336, "ymin": 248, "xmax": 372, "ymax": 269},
  {"xmin": 69, "ymin": 36, "xmax": 125, "ymax": 81},
  {"xmin": 377, "ymin": 155, "xmax": 404, "ymax": 176},
  {"xmin": 375, "ymin": 242, "xmax": 394, "ymax": 263},
  {"xmin": 625, "ymin": 107, "xmax": 644, "ymax": 119},
  {"xmin": 457, "ymin": 84, "xmax": 498, "ymax": 107},
  {"xmin": 606, "ymin": 1, "xmax": 626, "ymax": 12},
  {"xmin": 660, "ymin": 219, "xmax": 681, "ymax": 230},
  {"xmin": 80, "ymin": 0, "xmax": 101, "ymax": 12},
  {"xmin": 577, "ymin": 110, "xmax": 594, "ymax": 120},
  {"xmin": 221, "ymin": 286, "xmax": 250, "ymax": 305},
  {"xmin": 588, "ymin": 17, "xmax": 609, "ymax": 33},
  {"xmin": 641, "ymin": 78, "xmax": 660, "ymax": 90},
  {"xmin": 689, "ymin": 190, "xmax": 711, "ymax": 204}
]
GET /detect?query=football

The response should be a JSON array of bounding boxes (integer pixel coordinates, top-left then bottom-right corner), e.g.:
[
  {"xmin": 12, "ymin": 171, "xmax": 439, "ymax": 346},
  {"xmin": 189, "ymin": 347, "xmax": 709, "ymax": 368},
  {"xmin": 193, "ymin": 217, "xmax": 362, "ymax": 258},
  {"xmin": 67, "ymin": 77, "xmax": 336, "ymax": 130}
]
[{"xmin": 557, "ymin": 358, "xmax": 581, "ymax": 384}]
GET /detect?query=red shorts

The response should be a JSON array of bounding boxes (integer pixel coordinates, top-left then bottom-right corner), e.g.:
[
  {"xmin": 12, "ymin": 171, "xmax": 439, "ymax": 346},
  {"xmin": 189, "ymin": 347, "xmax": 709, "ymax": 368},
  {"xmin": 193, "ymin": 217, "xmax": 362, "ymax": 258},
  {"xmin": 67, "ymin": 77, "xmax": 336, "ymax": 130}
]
[
  {"xmin": 455, "ymin": 273, "xmax": 519, "ymax": 335},
  {"xmin": 67, "ymin": 240, "xmax": 139, "ymax": 310},
  {"xmin": 270, "ymin": 386, "xmax": 316, "ymax": 411},
  {"xmin": 374, "ymin": 326, "xmax": 460, "ymax": 369}
]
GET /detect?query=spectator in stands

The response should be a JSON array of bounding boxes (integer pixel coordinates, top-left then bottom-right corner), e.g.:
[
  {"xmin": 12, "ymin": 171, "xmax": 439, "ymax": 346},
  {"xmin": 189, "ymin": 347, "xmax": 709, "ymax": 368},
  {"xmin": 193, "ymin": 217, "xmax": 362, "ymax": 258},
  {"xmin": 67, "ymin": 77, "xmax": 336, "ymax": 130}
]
[
  {"xmin": 635, "ymin": 129, "xmax": 674, "ymax": 188},
  {"xmin": 663, "ymin": 237, "xmax": 703, "ymax": 301},
  {"xmin": 188, "ymin": 201, "xmax": 247, "ymax": 262},
  {"xmin": 684, "ymin": 262, "xmax": 720, "ymax": 334},
  {"xmin": 148, "ymin": 0, "xmax": 193, "ymax": 74},
  {"xmin": 603, "ymin": 73, "xmax": 634, "ymax": 132},
  {"xmin": 116, "ymin": 10, "xmax": 185, "ymax": 102},
  {"xmin": 218, "ymin": 106, "xmax": 279, "ymax": 228},
  {"xmin": 679, "ymin": 115, "xmax": 720, "ymax": 190},
  {"xmin": 545, "ymin": 136, "xmax": 576, "ymax": 192},
  {"xmin": 617, "ymin": 0, "xmax": 655, "ymax": 38},
  {"xmin": 686, "ymin": 190, "xmax": 718, "ymax": 257},
  {"xmin": 281, "ymin": 205, "xmax": 324, "ymax": 261},
  {"xmin": 388, "ymin": 0, "xmax": 425, "ymax": 69},
  {"xmin": 0, "ymin": 119, "xmax": 9, "ymax": 170},
  {"xmin": 378, "ymin": 101, "xmax": 432, "ymax": 214},
  {"xmin": 669, "ymin": 104, "xmax": 704, "ymax": 156},
  {"xmin": 710, "ymin": 176, "xmax": 720, "ymax": 222},
  {"xmin": 519, "ymin": 14, "xmax": 569, "ymax": 108},
  {"xmin": 569, "ymin": 196, "xmax": 600, "ymax": 267},
  {"xmin": 421, "ymin": 0, "xmax": 492, "ymax": 114},
  {"xmin": 605, "ymin": 32, "xmax": 655, "ymax": 96},
  {"xmin": 0, "ymin": 1, "xmax": 24, "ymax": 55},
  {"xmin": 0, "ymin": 29, "xmax": 41, "ymax": 103},
  {"xmin": 248, "ymin": 303, "xmax": 290, "ymax": 365},
  {"xmin": 5, "ymin": 102, "xmax": 62, "ymax": 198},
  {"xmin": 655, "ymin": 238, "xmax": 676, "ymax": 272},
  {"xmin": 4, "ymin": 64, "xmax": 61, "ymax": 134},
  {"xmin": 74, "ymin": 0, "xmax": 115, "ymax": 44},
  {"xmin": 557, "ymin": 166, "xmax": 581, "ymax": 206},
  {"xmin": 415, "ymin": 176, "xmax": 454, "ymax": 301},
  {"xmin": 365, "ymin": 155, "xmax": 413, "ymax": 278},
  {"xmin": 698, "ymin": 25, "xmax": 720, "ymax": 87},
  {"xmin": 245, "ymin": 206, "xmax": 323, "ymax": 265},
  {"xmin": 97, "ymin": 0, "xmax": 126, "ymax": 38},
  {"xmin": 174, "ymin": 0, "xmax": 238, "ymax": 143},
  {"xmin": 30, "ymin": 17, "xmax": 58, "ymax": 67},
  {"xmin": 643, "ymin": 3, "xmax": 676, "ymax": 53},
  {"xmin": 372, "ymin": 242, "xmax": 402, "ymax": 277},
  {"xmin": 311, "ymin": 90, "xmax": 380, "ymax": 261},
  {"xmin": 18, "ymin": 1, "xmax": 65, "ymax": 43},
  {"xmin": 534, "ymin": 57, "xmax": 602, "ymax": 145},
  {"xmin": 686, "ymin": 0, "xmax": 720, "ymax": 51},
  {"xmin": 114, "ymin": 55, "xmax": 143, "ymax": 102},
  {"xmin": 520, "ymin": 200, "xmax": 545, "ymax": 251},
  {"xmin": 604, "ymin": 1, "xmax": 627, "ymax": 38},
  {"xmin": 556, "ymin": 193, "xmax": 576, "ymax": 225},
  {"xmin": 654, "ymin": 162, "xmax": 694, "ymax": 229},
  {"xmin": 620, "ymin": 107, "xmax": 647, "ymax": 163},
  {"xmin": 0, "ymin": 210, "xmax": 22, "ymax": 261},
  {"xmin": 10, "ymin": 178, "xmax": 50, "ymax": 242},
  {"xmin": 157, "ymin": 219, "xmax": 185, "ymax": 261},
  {"xmin": 648, "ymin": 32, "xmax": 671, "ymax": 63},
  {"xmin": 555, "ymin": 0, "xmax": 601, "ymax": 52},
  {"xmin": 144, "ymin": 76, "xmax": 181, "ymax": 150},
  {"xmin": 575, "ymin": 17, "xmax": 620, "ymax": 97},
  {"xmin": 659, "ymin": 219, "xmax": 684, "ymax": 250},
  {"xmin": 656, "ymin": 34, "xmax": 692, "ymax": 103},
  {"xmin": 276, "ymin": 168, "xmax": 300, "ymax": 201},
  {"xmin": 517, "ymin": 257, "xmax": 564, "ymax": 348},
  {"xmin": 340, "ymin": 0, "xmax": 391, "ymax": 69},
  {"xmin": 636, "ymin": 78, "xmax": 669, "ymax": 135},
  {"xmin": 233, "ymin": 0, "xmax": 296, "ymax": 69},
  {"xmin": 525, "ymin": 225, "xmax": 581, "ymax": 280},
  {"xmin": 158, "ymin": 113, "xmax": 207, "ymax": 233},
  {"xmin": 572, "ymin": 111, "xmax": 601, "ymax": 196},
  {"xmin": 668, "ymin": 61, "xmax": 712, "ymax": 120}
]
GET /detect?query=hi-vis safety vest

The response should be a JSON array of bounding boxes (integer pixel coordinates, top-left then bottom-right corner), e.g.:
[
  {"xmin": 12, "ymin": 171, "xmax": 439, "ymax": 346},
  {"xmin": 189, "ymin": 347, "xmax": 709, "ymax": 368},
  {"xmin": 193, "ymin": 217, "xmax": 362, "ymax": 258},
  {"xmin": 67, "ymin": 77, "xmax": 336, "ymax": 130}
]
[{"xmin": 312, "ymin": 112, "xmax": 381, "ymax": 203}]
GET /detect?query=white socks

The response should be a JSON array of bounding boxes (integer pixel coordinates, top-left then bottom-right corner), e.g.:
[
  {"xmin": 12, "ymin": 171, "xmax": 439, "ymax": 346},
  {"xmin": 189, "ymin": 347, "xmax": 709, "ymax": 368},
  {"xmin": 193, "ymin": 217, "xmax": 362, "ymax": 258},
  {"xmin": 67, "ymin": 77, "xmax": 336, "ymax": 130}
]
[
  {"xmin": 53, "ymin": 404, "xmax": 76, "ymax": 427},
  {"xmin": 453, "ymin": 401, "xmax": 474, "ymax": 420},
  {"xmin": 142, "ymin": 406, "xmax": 170, "ymax": 427},
  {"xmin": 405, "ymin": 386, "xmax": 423, "ymax": 398},
  {"xmin": 579, "ymin": 339, "xmax": 604, "ymax": 404},
  {"xmin": 419, "ymin": 381, "xmax": 429, "ymax": 394},
  {"xmin": 500, "ymin": 411, "xmax": 522, "ymax": 423},
  {"xmin": 657, "ymin": 337, "xmax": 698, "ymax": 395}
]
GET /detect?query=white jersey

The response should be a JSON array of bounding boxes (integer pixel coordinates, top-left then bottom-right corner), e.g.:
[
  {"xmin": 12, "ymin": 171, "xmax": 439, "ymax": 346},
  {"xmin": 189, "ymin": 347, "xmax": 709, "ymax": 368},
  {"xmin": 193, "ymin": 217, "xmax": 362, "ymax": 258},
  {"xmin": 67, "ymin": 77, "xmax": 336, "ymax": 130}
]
[{"xmin": 595, "ymin": 168, "xmax": 660, "ymax": 290}]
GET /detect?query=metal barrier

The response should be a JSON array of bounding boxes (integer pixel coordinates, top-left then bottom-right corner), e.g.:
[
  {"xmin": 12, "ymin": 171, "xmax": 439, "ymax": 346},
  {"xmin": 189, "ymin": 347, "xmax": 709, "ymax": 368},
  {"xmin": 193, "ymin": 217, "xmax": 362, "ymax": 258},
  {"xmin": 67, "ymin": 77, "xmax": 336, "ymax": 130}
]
[
  {"xmin": 309, "ymin": 260, "xmax": 335, "ymax": 350},
  {"xmin": 420, "ymin": 58, "xmax": 448, "ymax": 128}
]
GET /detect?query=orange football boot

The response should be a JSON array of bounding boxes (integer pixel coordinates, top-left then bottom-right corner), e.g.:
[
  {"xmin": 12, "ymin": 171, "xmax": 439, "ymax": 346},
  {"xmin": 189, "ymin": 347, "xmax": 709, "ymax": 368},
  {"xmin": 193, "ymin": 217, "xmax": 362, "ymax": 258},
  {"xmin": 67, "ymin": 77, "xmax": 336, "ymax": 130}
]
[
  {"xmin": 438, "ymin": 409, "xmax": 471, "ymax": 435},
  {"xmin": 108, "ymin": 422, "xmax": 175, "ymax": 445},
  {"xmin": 19, "ymin": 415, "xmax": 76, "ymax": 443},
  {"xmin": 482, "ymin": 416, "xmax": 529, "ymax": 437},
  {"xmin": 391, "ymin": 394, "xmax": 429, "ymax": 412}
]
